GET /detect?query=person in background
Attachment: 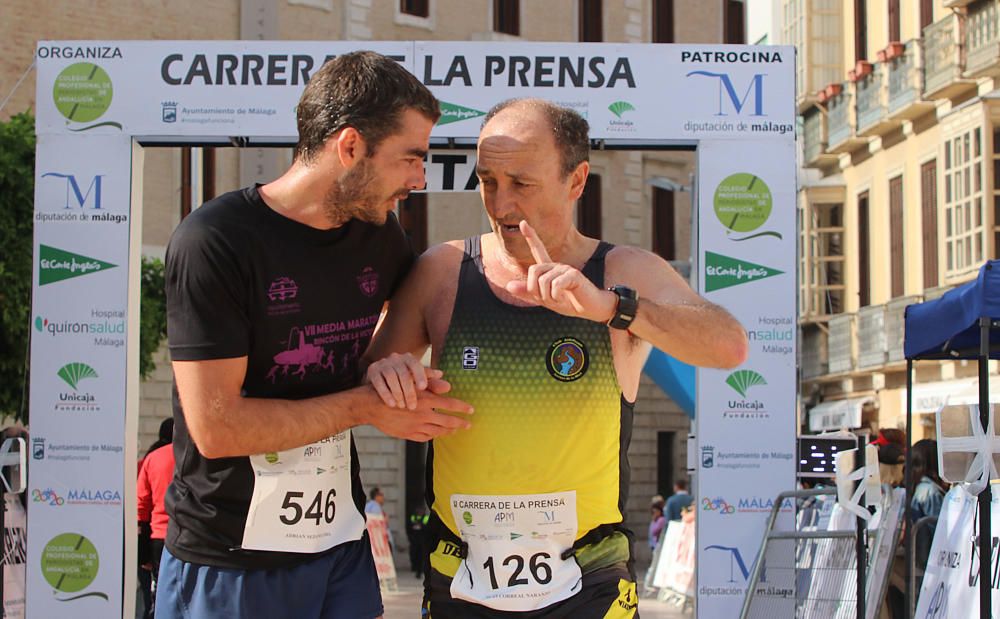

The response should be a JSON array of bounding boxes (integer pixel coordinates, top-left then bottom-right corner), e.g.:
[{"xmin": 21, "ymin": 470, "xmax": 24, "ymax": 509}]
[
  {"xmin": 138, "ymin": 418, "xmax": 174, "ymax": 619},
  {"xmin": 648, "ymin": 502, "xmax": 666, "ymax": 551},
  {"xmin": 877, "ymin": 441, "xmax": 905, "ymax": 487},
  {"xmin": 910, "ymin": 438, "xmax": 947, "ymax": 575},
  {"xmin": 365, "ymin": 486, "xmax": 385, "ymax": 516},
  {"xmin": 406, "ymin": 505, "xmax": 430, "ymax": 579},
  {"xmin": 871, "ymin": 428, "xmax": 906, "ymax": 450},
  {"xmin": 664, "ymin": 480, "xmax": 694, "ymax": 522},
  {"xmin": 365, "ymin": 487, "xmax": 394, "ymax": 552},
  {"xmin": 877, "ymin": 437, "xmax": 908, "ymax": 617},
  {"xmin": 144, "ymin": 418, "xmax": 175, "ymax": 463}
]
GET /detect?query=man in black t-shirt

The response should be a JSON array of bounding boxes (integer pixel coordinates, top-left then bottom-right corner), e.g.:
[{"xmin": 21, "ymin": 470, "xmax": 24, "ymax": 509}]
[{"xmin": 157, "ymin": 51, "xmax": 473, "ymax": 619}]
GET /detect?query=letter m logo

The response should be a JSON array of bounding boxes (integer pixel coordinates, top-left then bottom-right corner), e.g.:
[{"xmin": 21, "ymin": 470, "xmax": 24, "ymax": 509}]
[
  {"xmin": 42, "ymin": 173, "xmax": 104, "ymax": 210},
  {"xmin": 686, "ymin": 71, "xmax": 766, "ymax": 117}
]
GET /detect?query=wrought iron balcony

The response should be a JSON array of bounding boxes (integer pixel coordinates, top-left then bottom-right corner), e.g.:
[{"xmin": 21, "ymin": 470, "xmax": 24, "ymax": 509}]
[
  {"xmin": 923, "ymin": 13, "xmax": 976, "ymax": 99},
  {"xmin": 886, "ymin": 295, "xmax": 922, "ymax": 363},
  {"xmin": 965, "ymin": 0, "xmax": 1000, "ymax": 77},
  {"xmin": 857, "ymin": 304, "xmax": 887, "ymax": 369},
  {"xmin": 826, "ymin": 90, "xmax": 854, "ymax": 152},
  {"xmin": 887, "ymin": 40, "xmax": 935, "ymax": 119},
  {"xmin": 855, "ymin": 70, "xmax": 885, "ymax": 135},
  {"xmin": 802, "ymin": 107, "xmax": 836, "ymax": 168},
  {"xmin": 828, "ymin": 313, "xmax": 855, "ymax": 375},
  {"xmin": 801, "ymin": 326, "xmax": 828, "ymax": 381}
]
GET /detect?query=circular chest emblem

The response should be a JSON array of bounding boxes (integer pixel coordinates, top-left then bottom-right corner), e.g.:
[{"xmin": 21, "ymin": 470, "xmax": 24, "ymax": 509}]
[{"xmin": 546, "ymin": 337, "xmax": 589, "ymax": 382}]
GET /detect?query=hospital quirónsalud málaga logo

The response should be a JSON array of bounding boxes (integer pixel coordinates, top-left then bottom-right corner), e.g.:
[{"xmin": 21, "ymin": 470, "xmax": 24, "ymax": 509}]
[
  {"xmin": 713, "ymin": 173, "xmax": 780, "ymax": 241},
  {"xmin": 52, "ymin": 62, "xmax": 122, "ymax": 131}
]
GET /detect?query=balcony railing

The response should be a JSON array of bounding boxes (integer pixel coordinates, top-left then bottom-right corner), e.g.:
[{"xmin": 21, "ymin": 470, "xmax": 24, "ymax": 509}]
[
  {"xmin": 857, "ymin": 305, "xmax": 888, "ymax": 368},
  {"xmin": 803, "ymin": 108, "xmax": 825, "ymax": 165},
  {"xmin": 966, "ymin": 0, "xmax": 1000, "ymax": 77},
  {"xmin": 855, "ymin": 70, "xmax": 884, "ymax": 134},
  {"xmin": 886, "ymin": 295, "xmax": 922, "ymax": 363},
  {"xmin": 801, "ymin": 326, "xmax": 828, "ymax": 380},
  {"xmin": 887, "ymin": 40, "xmax": 925, "ymax": 116},
  {"xmin": 923, "ymin": 13, "xmax": 973, "ymax": 98},
  {"xmin": 828, "ymin": 313, "xmax": 855, "ymax": 374},
  {"xmin": 827, "ymin": 90, "xmax": 852, "ymax": 150}
]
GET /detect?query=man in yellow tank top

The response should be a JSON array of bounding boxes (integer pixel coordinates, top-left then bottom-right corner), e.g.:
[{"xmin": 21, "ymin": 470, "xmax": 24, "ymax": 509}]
[{"xmin": 363, "ymin": 99, "xmax": 748, "ymax": 618}]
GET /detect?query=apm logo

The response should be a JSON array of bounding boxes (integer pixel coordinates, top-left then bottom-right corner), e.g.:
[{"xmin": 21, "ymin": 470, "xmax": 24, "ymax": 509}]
[{"xmin": 686, "ymin": 71, "xmax": 766, "ymax": 117}]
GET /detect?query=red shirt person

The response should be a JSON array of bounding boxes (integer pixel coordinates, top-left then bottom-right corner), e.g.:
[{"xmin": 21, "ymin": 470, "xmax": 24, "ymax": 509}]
[{"xmin": 138, "ymin": 443, "xmax": 175, "ymax": 540}]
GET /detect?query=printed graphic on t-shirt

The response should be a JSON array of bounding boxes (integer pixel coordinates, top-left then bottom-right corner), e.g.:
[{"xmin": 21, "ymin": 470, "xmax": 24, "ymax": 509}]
[
  {"xmin": 266, "ymin": 276, "xmax": 301, "ymax": 317},
  {"xmin": 357, "ymin": 266, "xmax": 379, "ymax": 298},
  {"xmin": 264, "ymin": 314, "xmax": 380, "ymax": 383}
]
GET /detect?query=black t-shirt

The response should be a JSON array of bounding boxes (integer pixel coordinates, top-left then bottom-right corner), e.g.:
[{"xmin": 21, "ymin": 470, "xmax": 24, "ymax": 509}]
[{"xmin": 164, "ymin": 185, "xmax": 414, "ymax": 569}]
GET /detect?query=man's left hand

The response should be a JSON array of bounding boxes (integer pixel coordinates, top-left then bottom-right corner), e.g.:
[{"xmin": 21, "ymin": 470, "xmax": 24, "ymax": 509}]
[{"xmin": 504, "ymin": 220, "xmax": 617, "ymax": 323}]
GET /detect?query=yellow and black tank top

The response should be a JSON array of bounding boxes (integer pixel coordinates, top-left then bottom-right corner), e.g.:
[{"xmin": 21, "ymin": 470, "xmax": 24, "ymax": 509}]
[{"xmin": 431, "ymin": 236, "xmax": 634, "ymax": 541}]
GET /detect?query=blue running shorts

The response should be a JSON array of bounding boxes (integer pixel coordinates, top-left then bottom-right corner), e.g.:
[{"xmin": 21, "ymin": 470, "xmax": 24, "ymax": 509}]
[{"xmin": 155, "ymin": 538, "xmax": 383, "ymax": 619}]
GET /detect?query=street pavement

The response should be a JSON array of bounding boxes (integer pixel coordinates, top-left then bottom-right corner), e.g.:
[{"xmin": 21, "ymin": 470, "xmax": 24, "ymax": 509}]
[{"xmin": 381, "ymin": 567, "xmax": 691, "ymax": 618}]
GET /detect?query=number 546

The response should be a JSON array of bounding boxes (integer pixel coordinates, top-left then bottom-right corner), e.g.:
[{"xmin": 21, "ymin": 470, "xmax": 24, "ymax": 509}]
[{"xmin": 279, "ymin": 489, "xmax": 336, "ymax": 525}]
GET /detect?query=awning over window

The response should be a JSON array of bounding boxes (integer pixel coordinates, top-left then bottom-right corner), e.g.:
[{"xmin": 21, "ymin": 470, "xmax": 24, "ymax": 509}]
[
  {"xmin": 808, "ymin": 397, "xmax": 873, "ymax": 432},
  {"xmin": 904, "ymin": 377, "xmax": 1000, "ymax": 414}
]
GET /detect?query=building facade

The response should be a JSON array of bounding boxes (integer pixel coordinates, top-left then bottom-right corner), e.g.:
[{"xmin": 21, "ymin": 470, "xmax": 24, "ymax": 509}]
[
  {"xmin": 784, "ymin": 0, "xmax": 1000, "ymax": 437},
  {"xmin": 2, "ymin": 0, "xmax": 748, "ymax": 561}
]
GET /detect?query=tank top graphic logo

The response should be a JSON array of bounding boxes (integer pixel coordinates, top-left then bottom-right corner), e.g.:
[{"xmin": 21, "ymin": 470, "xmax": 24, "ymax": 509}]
[
  {"xmin": 545, "ymin": 337, "xmax": 589, "ymax": 382},
  {"xmin": 462, "ymin": 346, "xmax": 480, "ymax": 370},
  {"xmin": 357, "ymin": 266, "xmax": 379, "ymax": 297}
]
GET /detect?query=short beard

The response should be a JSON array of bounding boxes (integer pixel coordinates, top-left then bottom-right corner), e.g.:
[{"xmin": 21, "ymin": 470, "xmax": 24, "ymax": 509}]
[{"xmin": 323, "ymin": 158, "xmax": 387, "ymax": 226}]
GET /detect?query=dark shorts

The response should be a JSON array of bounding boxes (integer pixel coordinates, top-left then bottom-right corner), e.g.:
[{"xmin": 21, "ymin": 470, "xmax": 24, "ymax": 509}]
[
  {"xmin": 422, "ymin": 531, "xmax": 639, "ymax": 619},
  {"xmin": 423, "ymin": 564, "xmax": 638, "ymax": 619},
  {"xmin": 155, "ymin": 538, "xmax": 382, "ymax": 619}
]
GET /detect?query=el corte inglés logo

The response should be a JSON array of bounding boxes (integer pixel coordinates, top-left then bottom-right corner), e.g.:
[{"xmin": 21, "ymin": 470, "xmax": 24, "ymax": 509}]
[
  {"xmin": 39, "ymin": 245, "xmax": 117, "ymax": 285},
  {"xmin": 704, "ymin": 251, "xmax": 783, "ymax": 292},
  {"xmin": 437, "ymin": 101, "xmax": 485, "ymax": 126}
]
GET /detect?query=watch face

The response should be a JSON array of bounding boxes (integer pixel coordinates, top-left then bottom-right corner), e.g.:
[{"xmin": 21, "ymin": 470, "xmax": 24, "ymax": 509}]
[{"xmin": 611, "ymin": 285, "xmax": 637, "ymax": 300}]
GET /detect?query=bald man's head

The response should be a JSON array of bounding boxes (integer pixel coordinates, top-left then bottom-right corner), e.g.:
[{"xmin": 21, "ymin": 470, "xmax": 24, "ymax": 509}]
[{"xmin": 480, "ymin": 98, "xmax": 590, "ymax": 178}]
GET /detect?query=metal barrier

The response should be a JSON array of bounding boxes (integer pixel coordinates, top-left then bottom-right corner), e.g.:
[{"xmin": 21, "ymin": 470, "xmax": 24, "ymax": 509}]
[
  {"xmin": 740, "ymin": 488, "xmax": 861, "ymax": 618},
  {"xmin": 739, "ymin": 486, "xmax": 905, "ymax": 619}
]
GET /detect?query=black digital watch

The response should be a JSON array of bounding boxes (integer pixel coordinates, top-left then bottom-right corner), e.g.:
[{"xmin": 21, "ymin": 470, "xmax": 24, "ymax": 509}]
[{"xmin": 606, "ymin": 285, "xmax": 638, "ymax": 330}]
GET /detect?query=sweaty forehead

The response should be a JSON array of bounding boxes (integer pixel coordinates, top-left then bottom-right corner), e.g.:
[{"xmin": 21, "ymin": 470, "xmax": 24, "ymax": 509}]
[{"xmin": 477, "ymin": 110, "xmax": 556, "ymax": 169}]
